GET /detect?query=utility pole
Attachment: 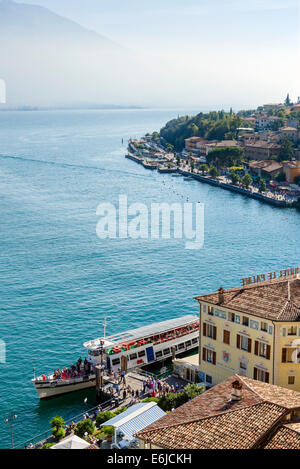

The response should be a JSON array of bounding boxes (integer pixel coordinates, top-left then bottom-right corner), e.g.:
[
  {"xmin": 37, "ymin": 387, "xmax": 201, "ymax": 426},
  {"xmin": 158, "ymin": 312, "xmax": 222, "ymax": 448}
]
[{"xmin": 4, "ymin": 413, "xmax": 18, "ymax": 449}]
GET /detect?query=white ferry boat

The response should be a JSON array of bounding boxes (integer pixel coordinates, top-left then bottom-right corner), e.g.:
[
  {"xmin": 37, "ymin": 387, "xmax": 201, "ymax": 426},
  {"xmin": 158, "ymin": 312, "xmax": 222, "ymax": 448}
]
[{"xmin": 32, "ymin": 315, "xmax": 199, "ymax": 399}]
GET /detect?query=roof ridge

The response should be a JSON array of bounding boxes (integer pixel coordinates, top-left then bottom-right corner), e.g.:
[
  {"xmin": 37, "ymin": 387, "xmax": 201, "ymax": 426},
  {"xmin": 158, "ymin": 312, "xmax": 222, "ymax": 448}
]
[
  {"xmin": 137, "ymin": 401, "xmax": 279, "ymax": 436},
  {"xmin": 278, "ymin": 299, "xmax": 300, "ymax": 320},
  {"xmin": 194, "ymin": 274, "xmax": 300, "ymax": 299},
  {"xmin": 283, "ymin": 424, "xmax": 300, "ymax": 436}
]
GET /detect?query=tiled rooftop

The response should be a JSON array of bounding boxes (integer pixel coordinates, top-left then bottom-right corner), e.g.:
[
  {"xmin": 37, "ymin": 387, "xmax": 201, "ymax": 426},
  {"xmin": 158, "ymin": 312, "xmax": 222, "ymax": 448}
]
[
  {"xmin": 194, "ymin": 274, "xmax": 300, "ymax": 321},
  {"xmin": 136, "ymin": 375, "xmax": 300, "ymax": 449},
  {"xmin": 138, "ymin": 402, "xmax": 285, "ymax": 449},
  {"xmin": 264, "ymin": 426, "xmax": 300, "ymax": 449}
]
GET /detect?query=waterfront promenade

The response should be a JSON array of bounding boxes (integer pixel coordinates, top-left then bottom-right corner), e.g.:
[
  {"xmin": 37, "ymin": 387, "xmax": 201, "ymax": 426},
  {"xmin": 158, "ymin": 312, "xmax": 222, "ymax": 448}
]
[{"xmin": 126, "ymin": 148, "xmax": 296, "ymax": 208}]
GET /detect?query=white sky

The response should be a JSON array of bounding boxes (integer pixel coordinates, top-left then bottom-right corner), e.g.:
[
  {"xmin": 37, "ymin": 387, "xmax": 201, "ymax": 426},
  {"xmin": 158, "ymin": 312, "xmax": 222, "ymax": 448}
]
[{"xmin": 8, "ymin": 0, "xmax": 300, "ymax": 107}]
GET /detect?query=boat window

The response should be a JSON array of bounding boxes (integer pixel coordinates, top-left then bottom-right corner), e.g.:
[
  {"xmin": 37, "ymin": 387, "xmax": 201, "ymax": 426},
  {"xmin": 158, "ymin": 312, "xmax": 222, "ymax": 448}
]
[
  {"xmin": 178, "ymin": 343, "xmax": 185, "ymax": 350},
  {"xmin": 138, "ymin": 350, "xmax": 146, "ymax": 358},
  {"xmin": 156, "ymin": 351, "xmax": 162, "ymax": 359},
  {"xmin": 185, "ymin": 341, "xmax": 192, "ymax": 347},
  {"xmin": 192, "ymin": 338, "xmax": 198, "ymax": 344},
  {"xmin": 130, "ymin": 353, "xmax": 137, "ymax": 360},
  {"xmin": 163, "ymin": 348, "xmax": 170, "ymax": 355},
  {"xmin": 112, "ymin": 358, "xmax": 120, "ymax": 366}
]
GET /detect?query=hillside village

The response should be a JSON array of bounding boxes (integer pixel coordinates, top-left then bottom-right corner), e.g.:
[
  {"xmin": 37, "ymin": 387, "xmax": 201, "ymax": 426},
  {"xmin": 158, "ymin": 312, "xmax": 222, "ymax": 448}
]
[{"xmin": 127, "ymin": 96, "xmax": 300, "ymax": 207}]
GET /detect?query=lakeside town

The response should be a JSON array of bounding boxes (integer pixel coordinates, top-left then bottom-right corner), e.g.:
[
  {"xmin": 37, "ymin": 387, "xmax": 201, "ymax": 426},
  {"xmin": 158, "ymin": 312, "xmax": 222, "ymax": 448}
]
[
  {"xmin": 20, "ymin": 267, "xmax": 300, "ymax": 450},
  {"xmin": 126, "ymin": 96, "xmax": 300, "ymax": 208}
]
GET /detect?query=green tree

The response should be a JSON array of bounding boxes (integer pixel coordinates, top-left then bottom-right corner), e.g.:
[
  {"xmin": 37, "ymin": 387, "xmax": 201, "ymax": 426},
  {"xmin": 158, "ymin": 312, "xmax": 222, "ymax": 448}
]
[
  {"xmin": 259, "ymin": 179, "xmax": 267, "ymax": 193},
  {"xmin": 74, "ymin": 418, "xmax": 95, "ymax": 438},
  {"xmin": 182, "ymin": 383, "xmax": 205, "ymax": 400},
  {"xmin": 50, "ymin": 416, "xmax": 65, "ymax": 440},
  {"xmin": 241, "ymin": 173, "xmax": 253, "ymax": 188},
  {"xmin": 275, "ymin": 171, "xmax": 286, "ymax": 183},
  {"xmin": 230, "ymin": 171, "xmax": 241, "ymax": 185},
  {"xmin": 285, "ymin": 93, "xmax": 291, "ymax": 106},
  {"xmin": 199, "ymin": 164, "xmax": 209, "ymax": 174},
  {"xmin": 96, "ymin": 411, "xmax": 115, "ymax": 428},
  {"xmin": 209, "ymin": 166, "xmax": 219, "ymax": 178},
  {"xmin": 190, "ymin": 161, "xmax": 195, "ymax": 172},
  {"xmin": 278, "ymin": 136, "xmax": 294, "ymax": 162}
]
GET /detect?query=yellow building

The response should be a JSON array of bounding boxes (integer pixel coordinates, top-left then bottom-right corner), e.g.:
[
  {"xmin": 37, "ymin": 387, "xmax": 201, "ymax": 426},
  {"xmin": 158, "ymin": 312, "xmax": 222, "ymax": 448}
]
[
  {"xmin": 194, "ymin": 269, "xmax": 300, "ymax": 391},
  {"xmin": 283, "ymin": 160, "xmax": 300, "ymax": 183}
]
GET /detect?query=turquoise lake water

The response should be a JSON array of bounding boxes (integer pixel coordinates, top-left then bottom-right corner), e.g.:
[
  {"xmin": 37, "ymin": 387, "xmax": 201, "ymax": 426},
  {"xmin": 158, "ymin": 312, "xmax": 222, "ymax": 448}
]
[{"xmin": 0, "ymin": 108, "xmax": 299, "ymax": 448}]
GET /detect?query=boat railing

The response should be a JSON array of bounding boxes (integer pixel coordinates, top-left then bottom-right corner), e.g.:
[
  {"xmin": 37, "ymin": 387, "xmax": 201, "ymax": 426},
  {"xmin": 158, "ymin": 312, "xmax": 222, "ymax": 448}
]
[
  {"xmin": 108, "ymin": 324, "xmax": 199, "ymax": 355},
  {"xmin": 34, "ymin": 371, "xmax": 96, "ymax": 384}
]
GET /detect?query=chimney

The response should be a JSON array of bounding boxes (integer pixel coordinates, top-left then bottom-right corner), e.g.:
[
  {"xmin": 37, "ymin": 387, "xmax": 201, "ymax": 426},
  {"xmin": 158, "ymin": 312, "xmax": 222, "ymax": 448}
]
[
  {"xmin": 231, "ymin": 380, "xmax": 243, "ymax": 401},
  {"xmin": 287, "ymin": 281, "xmax": 291, "ymax": 301},
  {"xmin": 218, "ymin": 287, "xmax": 225, "ymax": 305}
]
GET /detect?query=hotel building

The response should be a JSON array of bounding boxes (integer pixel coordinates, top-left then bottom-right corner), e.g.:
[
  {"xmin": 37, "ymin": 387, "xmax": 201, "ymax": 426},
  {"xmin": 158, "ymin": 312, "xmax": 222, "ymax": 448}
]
[{"xmin": 194, "ymin": 270, "xmax": 300, "ymax": 392}]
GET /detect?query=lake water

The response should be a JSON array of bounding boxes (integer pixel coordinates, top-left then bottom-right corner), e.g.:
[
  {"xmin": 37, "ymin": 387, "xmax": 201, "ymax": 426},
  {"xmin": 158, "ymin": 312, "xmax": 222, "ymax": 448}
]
[{"xmin": 0, "ymin": 108, "xmax": 299, "ymax": 448}]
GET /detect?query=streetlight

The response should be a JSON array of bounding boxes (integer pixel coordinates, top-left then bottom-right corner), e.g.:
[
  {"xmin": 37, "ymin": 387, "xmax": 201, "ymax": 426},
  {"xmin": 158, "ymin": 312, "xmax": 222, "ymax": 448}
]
[{"xmin": 4, "ymin": 413, "xmax": 17, "ymax": 448}]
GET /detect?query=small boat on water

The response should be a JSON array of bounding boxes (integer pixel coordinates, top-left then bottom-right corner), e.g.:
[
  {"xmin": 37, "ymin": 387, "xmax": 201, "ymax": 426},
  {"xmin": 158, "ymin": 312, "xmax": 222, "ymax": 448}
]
[{"xmin": 32, "ymin": 315, "xmax": 199, "ymax": 399}]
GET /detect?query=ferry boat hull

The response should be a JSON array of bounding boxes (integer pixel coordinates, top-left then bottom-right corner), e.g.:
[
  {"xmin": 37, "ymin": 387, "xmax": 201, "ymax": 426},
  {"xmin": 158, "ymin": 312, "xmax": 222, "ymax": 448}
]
[{"xmin": 33, "ymin": 376, "xmax": 96, "ymax": 400}]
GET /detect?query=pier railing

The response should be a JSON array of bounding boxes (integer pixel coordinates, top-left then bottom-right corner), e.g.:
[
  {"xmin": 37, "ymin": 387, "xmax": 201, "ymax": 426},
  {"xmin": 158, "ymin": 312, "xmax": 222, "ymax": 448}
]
[{"xmin": 14, "ymin": 397, "xmax": 116, "ymax": 449}]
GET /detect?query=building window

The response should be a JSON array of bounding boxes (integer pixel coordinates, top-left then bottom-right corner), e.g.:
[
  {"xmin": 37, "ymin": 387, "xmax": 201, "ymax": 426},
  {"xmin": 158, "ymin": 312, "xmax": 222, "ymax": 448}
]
[
  {"xmin": 288, "ymin": 376, "xmax": 295, "ymax": 385},
  {"xmin": 288, "ymin": 326, "xmax": 297, "ymax": 336},
  {"xmin": 138, "ymin": 350, "xmax": 146, "ymax": 358},
  {"xmin": 202, "ymin": 347, "xmax": 216, "ymax": 365},
  {"xmin": 242, "ymin": 316, "xmax": 249, "ymax": 327},
  {"xmin": 208, "ymin": 306, "xmax": 214, "ymax": 316},
  {"xmin": 237, "ymin": 334, "xmax": 251, "ymax": 353},
  {"xmin": 163, "ymin": 348, "xmax": 170, "ymax": 356},
  {"xmin": 129, "ymin": 353, "xmax": 137, "ymax": 360},
  {"xmin": 205, "ymin": 374, "xmax": 213, "ymax": 385},
  {"xmin": 254, "ymin": 367, "xmax": 269, "ymax": 383},
  {"xmin": 240, "ymin": 361, "xmax": 247, "ymax": 370},
  {"xmin": 282, "ymin": 348, "xmax": 300, "ymax": 363},
  {"xmin": 254, "ymin": 341, "xmax": 271, "ymax": 359},
  {"xmin": 155, "ymin": 351, "xmax": 162, "ymax": 359},
  {"xmin": 241, "ymin": 336, "xmax": 249, "ymax": 351},
  {"xmin": 112, "ymin": 358, "xmax": 120, "ymax": 366},
  {"xmin": 261, "ymin": 322, "xmax": 268, "ymax": 332},
  {"xmin": 228, "ymin": 312, "xmax": 235, "ymax": 322},
  {"xmin": 185, "ymin": 340, "xmax": 192, "ymax": 348},
  {"xmin": 178, "ymin": 343, "xmax": 184, "ymax": 350},
  {"xmin": 203, "ymin": 323, "xmax": 217, "ymax": 340},
  {"xmin": 223, "ymin": 330, "xmax": 230, "ymax": 345}
]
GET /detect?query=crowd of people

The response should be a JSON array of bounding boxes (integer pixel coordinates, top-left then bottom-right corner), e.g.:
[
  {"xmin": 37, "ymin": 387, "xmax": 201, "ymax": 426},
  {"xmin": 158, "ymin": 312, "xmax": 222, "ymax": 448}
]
[{"xmin": 50, "ymin": 357, "xmax": 94, "ymax": 381}]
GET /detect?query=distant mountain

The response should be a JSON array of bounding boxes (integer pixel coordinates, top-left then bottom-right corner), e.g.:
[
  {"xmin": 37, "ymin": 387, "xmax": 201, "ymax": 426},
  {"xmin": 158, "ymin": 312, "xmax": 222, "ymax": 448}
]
[
  {"xmin": 0, "ymin": 0, "xmax": 145, "ymax": 107},
  {"xmin": 0, "ymin": 0, "xmax": 119, "ymax": 49}
]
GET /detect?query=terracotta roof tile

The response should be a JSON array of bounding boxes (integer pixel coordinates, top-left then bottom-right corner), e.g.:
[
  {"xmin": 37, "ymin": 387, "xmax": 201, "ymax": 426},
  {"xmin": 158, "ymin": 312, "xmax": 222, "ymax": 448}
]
[
  {"xmin": 137, "ymin": 375, "xmax": 300, "ymax": 449},
  {"xmin": 137, "ymin": 403, "xmax": 286, "ymax": 449},
  {"xmin": 239, "ymin": 376, "xmax": 300, "ymax": 409},
  {"xmin": 265, "ymin": 426, "xmax": 300, "ymax": 449},
  {"xmin": 138, "ymin": 375, "xmax": 263, "ymax": 433},
  {"xmin": 194, "ymin": 275, "xmax": 300, "ymax": 321}
]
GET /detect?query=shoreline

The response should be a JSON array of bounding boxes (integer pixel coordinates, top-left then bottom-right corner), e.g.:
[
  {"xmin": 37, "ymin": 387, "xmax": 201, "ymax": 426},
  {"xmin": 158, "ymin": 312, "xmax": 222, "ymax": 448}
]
[{"xmin": 125, "ymin": 151, "xmax": 295, "ymax": 209}]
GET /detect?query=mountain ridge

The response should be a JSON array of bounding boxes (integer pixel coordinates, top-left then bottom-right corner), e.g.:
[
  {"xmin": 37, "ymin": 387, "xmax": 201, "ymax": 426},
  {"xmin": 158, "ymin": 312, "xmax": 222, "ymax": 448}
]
[{"xmin": 0, "ymin": 0, "xmax": 119, "ymax": 48}]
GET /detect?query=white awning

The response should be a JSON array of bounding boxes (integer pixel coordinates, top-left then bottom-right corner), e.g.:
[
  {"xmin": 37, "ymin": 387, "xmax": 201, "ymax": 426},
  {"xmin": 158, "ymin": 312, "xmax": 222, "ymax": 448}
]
[
  {"xmin": 101, "ymin": 402, "xmax": 166, "ymax": 440},
  {"xmin": 51, "ymin": 434, "xmax": 91, "ymax": 450}
]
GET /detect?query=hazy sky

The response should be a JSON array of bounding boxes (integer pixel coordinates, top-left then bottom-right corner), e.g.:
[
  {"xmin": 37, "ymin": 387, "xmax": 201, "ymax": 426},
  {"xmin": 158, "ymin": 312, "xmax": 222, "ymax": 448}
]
[{"xmin": 6, "ymin": 0, "xmax": 300, "ymax": 107}]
